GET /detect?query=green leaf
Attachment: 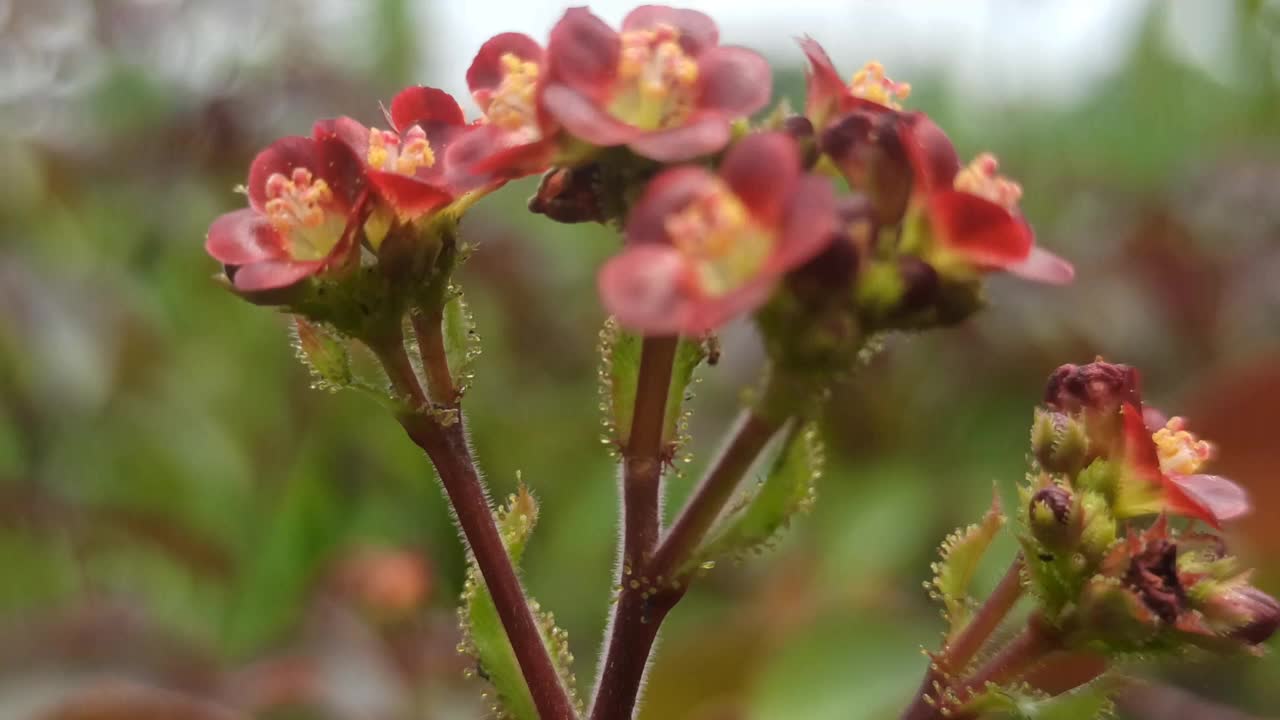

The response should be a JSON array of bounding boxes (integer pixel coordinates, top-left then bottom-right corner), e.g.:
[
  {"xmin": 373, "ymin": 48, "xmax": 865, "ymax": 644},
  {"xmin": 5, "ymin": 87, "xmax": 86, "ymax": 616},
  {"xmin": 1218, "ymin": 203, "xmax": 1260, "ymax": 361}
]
[
  {"xmin": 459, "ymin": 484, "xmax": 579, "ymax": 720},
  {"xmin": 441, "ymin": 286, "xmax": 480, "ymax": 395},
  {"xmin": 292, "ymin": 317, "xmax": 354, "ymax": 391},
  {"xmin": 693, "ymin": 422, "xmax": 821, "ymax": 569},
  {"xmin": 964, "ymin": 678, "xmax": 1116, "ymax": 720},
  {"xmin": 931, "ymin": 490, "xmax": 1006, "ymax": 639}
]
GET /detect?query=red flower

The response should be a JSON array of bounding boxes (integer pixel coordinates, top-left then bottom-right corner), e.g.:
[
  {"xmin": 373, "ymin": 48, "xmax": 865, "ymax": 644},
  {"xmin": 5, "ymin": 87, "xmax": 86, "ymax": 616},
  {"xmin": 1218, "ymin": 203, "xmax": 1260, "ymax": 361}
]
[
  {"xmin": 1119, "ymin": 402, "xmax": 1249, "ymax": 528},
  {"xmin": 598, "ymin": 132, "xmax": 834, "ymax": 334},
  {"xmin": 320, "ymin": 86, "xmax": 475, "ymax": 221},
  {"xmin": 447, "ymin": 32, "xmax": 562, "ymax": 180},
  {"xmin": 206, "ymin": 132, "xmax": 368, "ymax": 293},
  {"xmin": 799, "ymin": 37, "xmax": 910, "ymax": 132},
  {"xmin": 898, "ymin": 115, "xmax": 1074, "ymax": 285},
  {"xmin": 540, "ymin": 6, "xmax": 771, "ymax": 162}
]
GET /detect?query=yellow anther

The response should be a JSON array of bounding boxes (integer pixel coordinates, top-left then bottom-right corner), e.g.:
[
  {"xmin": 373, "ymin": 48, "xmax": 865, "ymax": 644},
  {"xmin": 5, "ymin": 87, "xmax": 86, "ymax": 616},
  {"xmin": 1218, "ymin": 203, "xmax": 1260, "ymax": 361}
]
[
  {"xmin": 665, "ymin": 184, "xmax": 770, "ymax": 296},
  {"xmin": 367, "ymin": 126, "xmax": 435, "ymax": 177},
  {"xmin": 954, "ymin": 153, "xmax": 1023, "ymax": 210},
  {"xmin": 487, "ymin": 53, "xmax": 541, "ymax": 135},
  {"xmin": 1153, "ymin": 417, "xmax": 1213, "ymax": 476},
  {"xmin": 264, "ymin": 167, "xmax": 333, "ymax": 231},
  {"xmin": 613, "ymin": 24, "xmax": 699, "ymax": 128},
  {"xmin": 849, "ymin": 60, "xmax": 911, "ymax": 109}
]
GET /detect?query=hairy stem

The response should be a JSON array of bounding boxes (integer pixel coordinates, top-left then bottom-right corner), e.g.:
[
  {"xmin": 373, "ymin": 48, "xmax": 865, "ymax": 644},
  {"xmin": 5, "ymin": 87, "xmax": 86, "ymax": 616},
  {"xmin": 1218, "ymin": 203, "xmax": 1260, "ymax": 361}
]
[
  {"xmin": 411, "ymin": 309, "xmax": 457, "ymax": 406},
  {"xmin": 647, "ymin": 411, "xmax": 782, "ymax": 586},
  {"xmin": 591, "ymin": 335, "xmax": 679, "ymax": 720},
  {"xmin": 374, "ymin": 335, "xmax": 576, "ymax": 720},
  {"xmin": 901, "ymin": 556, "xmax": 1027, "ymax": 720}
]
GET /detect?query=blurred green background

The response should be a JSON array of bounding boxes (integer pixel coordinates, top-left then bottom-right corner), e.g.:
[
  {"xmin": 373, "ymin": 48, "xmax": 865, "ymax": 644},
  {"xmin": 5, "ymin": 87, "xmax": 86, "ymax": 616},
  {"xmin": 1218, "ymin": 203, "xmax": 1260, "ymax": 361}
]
[{"xmin": 1, "ymin": 1, "xmax": 1279, "ymax": 718}]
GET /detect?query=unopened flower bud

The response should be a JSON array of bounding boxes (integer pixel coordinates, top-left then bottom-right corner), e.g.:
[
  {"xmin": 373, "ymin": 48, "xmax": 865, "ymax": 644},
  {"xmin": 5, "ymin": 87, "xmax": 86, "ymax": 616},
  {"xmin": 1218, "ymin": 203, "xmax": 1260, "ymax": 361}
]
[
  {"xmin": 1028, "ymin": 485, "xmax": 1081, "ymax": 552},
  {"xmin": 820, "ymin": 111, "xmax": 910, "ymax": 226},
  {"xmin": 1223, "ymin": 587, "xmax": 1280, "ymax": 646},
  {"xmin": 1031, "ymin": 408, "xmax": 1089, "ymax": 476},
  {"xmin": 1044, "ymin": 360, "xmax": 1141, "ymax": 416},
  {"xmin": 782, "ymin": 115, "xmax": 820, "ymax": 169},
  {"xmin": 528, "ymin": 164, "xmax": 603, "ymax": 224}
]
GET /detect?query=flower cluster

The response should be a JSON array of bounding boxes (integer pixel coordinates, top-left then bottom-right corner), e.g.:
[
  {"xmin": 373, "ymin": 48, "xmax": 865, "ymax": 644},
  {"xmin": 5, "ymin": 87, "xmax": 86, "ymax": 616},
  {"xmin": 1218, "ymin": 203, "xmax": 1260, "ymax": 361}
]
[
  {"xmin": 1023, "ymin": 359, "xmax": 1274, "ymax": 655},
  {"xmin": 206, "ymin": 6, "xmax": 1074, "ymax": 359}
]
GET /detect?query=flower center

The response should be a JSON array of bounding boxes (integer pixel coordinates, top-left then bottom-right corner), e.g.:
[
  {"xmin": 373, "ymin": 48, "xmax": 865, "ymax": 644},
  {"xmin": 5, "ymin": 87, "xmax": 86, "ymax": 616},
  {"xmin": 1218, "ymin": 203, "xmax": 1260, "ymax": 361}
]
[
  {"xmin": 366, "ymin": 126, "xmax": 435, "ymax": 176},
  {"xmin": 485, "ymin": 53, "xmax": 543, "ymax": 142},
  {"xmin": 849, "ymin": 61, "xmax": 911, "ymax": 109},
  {"xmin": 665, "ymin": 184, "xmax": 771, "ymax": 297},
  {"xmin": 610, "ymin": 24, "xmax": 699, "ymax": 130},
  {"xmin": 263, "ymin": 167, "xmax": 346, "ymax": 261},
  {"xmin": 954, "ymin": 153, "xmax": 1023, "ymax": 210},
  {"xmin": 1153, "ymin": 417, "xmax": 1213, "ymax": 475}
]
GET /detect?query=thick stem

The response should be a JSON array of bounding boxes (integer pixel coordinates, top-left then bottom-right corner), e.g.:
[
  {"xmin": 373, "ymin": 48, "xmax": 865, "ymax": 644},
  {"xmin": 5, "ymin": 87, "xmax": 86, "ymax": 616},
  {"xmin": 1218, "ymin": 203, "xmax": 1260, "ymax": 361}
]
[
  {"xmin": 646, "ymin": 411, "xmax": 782, "ymax": 586},
  {"xmin": 590, "ymin": 335, "xmax": 678, "ymax": 720},
  {"xmin": 411, "ymin": 309, "xmax": 456, "ymax": 406},
  {"xmin": 901, "ymin": 556, "xmax": 1027, "ymax": 720},
  {"xmin": 374, "ymin": 337, "xmax": 575, "ymax": 720}
]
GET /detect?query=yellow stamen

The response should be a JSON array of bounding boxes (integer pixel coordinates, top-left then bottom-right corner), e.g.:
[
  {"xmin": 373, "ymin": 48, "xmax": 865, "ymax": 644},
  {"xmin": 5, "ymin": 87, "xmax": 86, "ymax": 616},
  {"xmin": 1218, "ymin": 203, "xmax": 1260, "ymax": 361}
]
[
  {"xmin": 1153, "ymin": 417, "xmax": 1214, "ymax": 475},
  {"xmin": 954, "ymin": 153, "xmax": 1023, "ymax": 210},
  {"xmin": 487, "ymin": 52, "xmax": 542, "ymax": 136},
  {"xmin": 264, "ymin": 167, "xmax": 333, "ymax": 231},
  {"xmin": 665, "ymin": 184, "xmax": 771, "ymax": 296},
  {"xmin": 849, "ymin": 61, "xmax": 911, "ymax": 109},
  {"xmin": 366, "ymin": 126, "xmax": 435, "ymax": 177},
  {"xmin": 613, "ymin": 24, "xmax": 699, "ymax": 129}
]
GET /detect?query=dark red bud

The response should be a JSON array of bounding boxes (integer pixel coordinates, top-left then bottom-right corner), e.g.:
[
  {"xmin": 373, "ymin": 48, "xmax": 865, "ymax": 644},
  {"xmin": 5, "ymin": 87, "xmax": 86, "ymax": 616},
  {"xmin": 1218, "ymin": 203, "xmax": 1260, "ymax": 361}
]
[
  {"xmin": 528, "ymin": 165, "xmax": 603, "ymax": 224},
  {"xmin": 820, "ymin": 111, "xmax": 910, "ymax": 226},
  {"xmin": 1044, "ymin": 360, "xmax": 1142, "ymax": 415},
  {"xmin": 1229, "ymin": 587, "xmax": 1280, "ymax": 646},
  {"xmin": 1031, "ymin": 486, "xmax": 1072, "ymax": 524}
]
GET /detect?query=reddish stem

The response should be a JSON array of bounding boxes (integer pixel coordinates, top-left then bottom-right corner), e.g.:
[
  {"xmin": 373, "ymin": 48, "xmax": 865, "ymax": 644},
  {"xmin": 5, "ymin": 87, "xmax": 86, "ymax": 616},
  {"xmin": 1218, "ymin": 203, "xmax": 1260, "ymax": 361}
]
[
  {"xmin": 901, "ymin": 556, "xmax": 1027, "ymax": 720},
  {"xmin": 375, "ymin": 336, "xmax": 576, "ymax": 720},
  {"xmin": 411, "ymin": 309, "xmax": 457, "ymax": 406},
  {"xmin": 646, "ymin": 412, "xmax": 782, "ymax": 586},
  {"xmin": 590, "ymin": 335, "xmax": 678, "ymax": 720}
]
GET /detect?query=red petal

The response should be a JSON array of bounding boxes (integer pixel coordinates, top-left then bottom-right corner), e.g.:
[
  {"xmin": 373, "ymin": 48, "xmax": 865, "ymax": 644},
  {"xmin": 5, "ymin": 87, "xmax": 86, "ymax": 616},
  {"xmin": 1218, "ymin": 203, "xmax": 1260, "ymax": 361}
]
[
  {"xmin": 719, "ymin": 131, "xmax": 799, "ymax": 227},
  {"xmin": 311, "ymin": 134, "xmax": 368, "ymax": 207},
  {"xmin": 598, "ymin": 245, "xmax": 695, "ymax": 334},
  {"xmin": 1122, "ymin": 402, "xmax": 1163, "ymax": 481},
  {"xmin": 1167, "ymin": 474, "xmax": 1251, "ymax": 526},
  {"xmin": 683, "ymin": 277, "xmax": 778, "ymax": 333},
  {"xmin": 623, "ymin": 5, "xmax": 718, "ymax": 56},
  {"xmin": 696, "ymin": 46, "xmax": 772, "ymax": 118},
  {"xmin": 390, "ymin": 86, "xmax": 466, "ymax": 134},
  {"xmin": 232, "ymin": 259, "xmax": 322, "ymax": 293},
  {"xmin": 542, "ymin": 83, "xmax": 639, "ymax": 146},
  {"xmin": 206, "ymin": 208, "xmax": 284, "ymax": 265},
  {"xmin": 774, "ymin": 174, "xmax": 837, "ymax": 271},
  {"xmin": 247, "ymin": 136, "xmax": 315, "ymax": 211},
  {"xmin": 314, "ymin": 116, "xmax": 371, "ymax": 160},
  {"xmin": 899, "ymin": 113, "xmax": 960, "ymax": 194},
  {"xmin": 547, "ymin": 7, "xmax": 620, "ymax": 99},
  {"xmin": 1007, "ymin": 245, "xmax": 1075, "ymax": 285},
  {"xmin": 798, "ymin": 36, "xmax": 845, "ymax": 122},
  {"xmin": 626, "ymin": 112, "xmax": 730, "ymax": 162},
  {"xmin": 366, "ymin": 171, "xmax": 455, "ymax": 219},
  {"xmin": 445, "ymin": 124, "xmax": 553, "ymax": 181},
  {"xmin": 467, "ymin": 33, "xmax": 544, "ymax": 97},
  {"xmin": 624, "ymin": 166, "xmax": 717, "ymax": 246},
  {"xmin": 928, "ymin": 190, "xmax": 1033, "ymax": 268}
]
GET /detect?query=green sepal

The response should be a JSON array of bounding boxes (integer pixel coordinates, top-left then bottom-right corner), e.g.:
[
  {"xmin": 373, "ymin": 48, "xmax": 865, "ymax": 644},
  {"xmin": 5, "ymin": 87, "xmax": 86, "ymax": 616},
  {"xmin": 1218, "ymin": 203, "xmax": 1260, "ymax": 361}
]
[
  {"xmin": 690, "ymin": 422, "xmax": 822, "ymax": 571},
  {"xmin": 441, "ymin": 285, "xmax": 480, "ymax": 396},
  {"xmin": 963, "ymin": 677, "xmax": 1116, "ymax": 720},
  {"xmin": 598, "ymin": 320, "xmax": 704, "ymax": 451},
  {"xmin": 291, "ymin": 317, "xmax": 398, "ymax": 408},
  {"xmin": 932, "ymin": 490, "xmax": 1007, "ymax": 640},
  {"xmin": 459, "ymin": 484, "xmax": 579, "ymax": 719}
]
